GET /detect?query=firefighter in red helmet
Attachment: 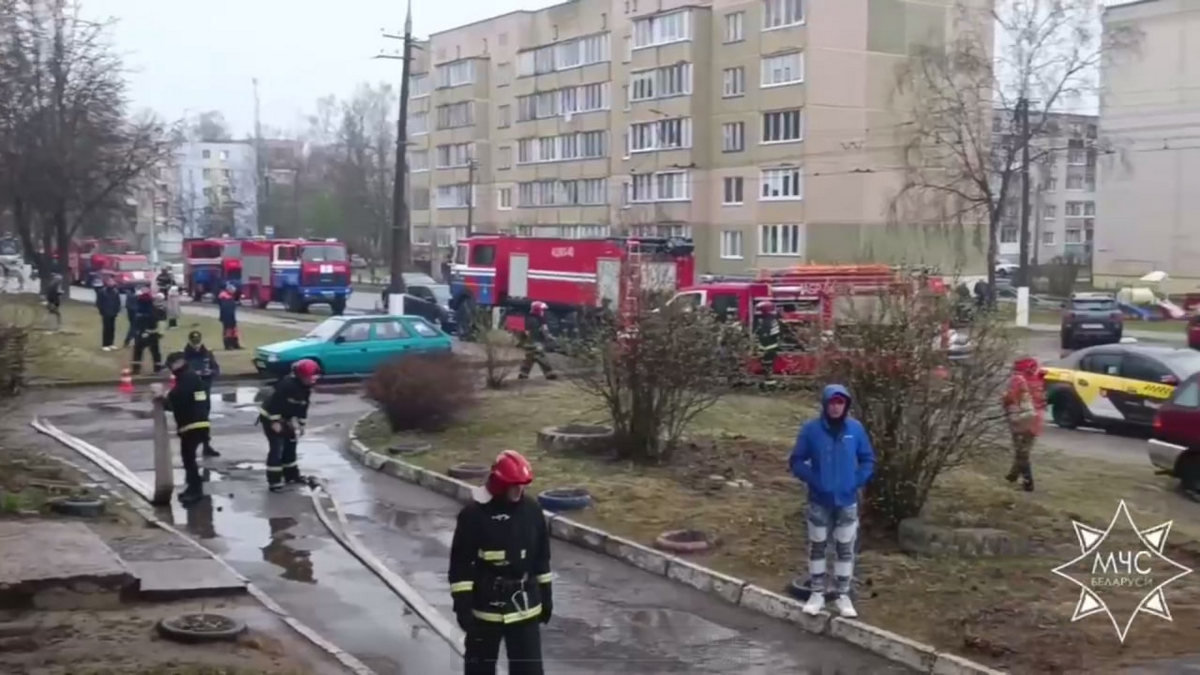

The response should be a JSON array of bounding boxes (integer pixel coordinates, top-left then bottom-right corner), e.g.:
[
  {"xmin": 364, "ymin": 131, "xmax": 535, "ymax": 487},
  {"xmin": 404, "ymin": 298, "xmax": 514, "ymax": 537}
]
[
  {"xmin": 518, "ymin": 301, "xmax": 557, "ymax": 381},
  {"xmin": 755, "ymin": 300, "xmax": 781, "ymax": 388},
  {"xmin": 449, "ymin": 450, "xmax": 552, "ymax": 675},
  {"xmin": 258, "ymin": 359, "xmax": 320, "ymax": 491}
]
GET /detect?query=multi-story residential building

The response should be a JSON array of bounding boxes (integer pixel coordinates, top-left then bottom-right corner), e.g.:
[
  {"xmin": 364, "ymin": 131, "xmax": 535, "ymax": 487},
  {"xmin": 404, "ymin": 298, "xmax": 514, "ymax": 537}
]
[
  {"xmin": 172, "ymin": 141, "xmax": 259, "ymax": 239},
  {"xmin": 992, "ymin": 110, "xmax": 1099, "ymax": 265},
  {"xmin": 406, "ymin": 0, "xmax": 990, "ymax": 274},
  {"xmin": 1095, "ymin": 0, "xmax": 1200, "ymax": 292}
]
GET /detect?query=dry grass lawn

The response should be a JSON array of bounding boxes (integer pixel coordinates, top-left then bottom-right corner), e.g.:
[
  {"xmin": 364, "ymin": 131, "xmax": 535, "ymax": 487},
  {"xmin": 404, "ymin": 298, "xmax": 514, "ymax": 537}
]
[{"xmin": 358, "ymin": 380, "xmax": 1200, "ymax": 673}]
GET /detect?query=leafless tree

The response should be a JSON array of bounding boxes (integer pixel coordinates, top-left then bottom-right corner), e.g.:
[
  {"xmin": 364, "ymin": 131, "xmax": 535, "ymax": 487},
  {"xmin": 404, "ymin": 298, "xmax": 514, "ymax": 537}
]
[
  {"xmin": 891, "ymin": 0, "xmax": 1139, "ymax": 294},
  {"xmin": 189, "ymin": 110, "xmax": 233, "ymax": 142},
  {"xmin": 0, "ymin": 0, "xmax": 175, "ymax": 278}
]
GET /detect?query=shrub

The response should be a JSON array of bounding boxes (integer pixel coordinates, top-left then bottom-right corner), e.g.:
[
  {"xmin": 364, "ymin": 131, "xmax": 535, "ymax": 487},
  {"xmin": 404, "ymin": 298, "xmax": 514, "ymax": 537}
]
[
  {"xmin": 364, "ymin": 353, "xmax": 476, "ymax": 432},
  {"xmin": 476, "ymin": 315, "xmax": 516, "ymax": 389},
  {"xmin": 0, "ymin": 319, "xmax": 33, "ymax": 398}
]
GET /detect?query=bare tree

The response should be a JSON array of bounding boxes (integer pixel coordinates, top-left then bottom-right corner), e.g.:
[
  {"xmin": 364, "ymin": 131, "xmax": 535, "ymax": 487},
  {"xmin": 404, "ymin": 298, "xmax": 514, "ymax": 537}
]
[
  {"xmin": 190, "ymin": 110, "xmax": 232, "ymax": 142},
  {"xmin": 0, "ymin": 0, "xmax": 175, "ymax": 278},
  {"xmin": 891, "ymin": 0, "xmax": 1138, "ymax": 294}
]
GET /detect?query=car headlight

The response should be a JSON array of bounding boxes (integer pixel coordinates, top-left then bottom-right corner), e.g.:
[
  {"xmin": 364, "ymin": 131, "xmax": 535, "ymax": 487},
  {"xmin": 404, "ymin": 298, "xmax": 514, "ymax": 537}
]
[{"xmin": 267, "ymin": 353, "xmax": 279, "ymax": 363}]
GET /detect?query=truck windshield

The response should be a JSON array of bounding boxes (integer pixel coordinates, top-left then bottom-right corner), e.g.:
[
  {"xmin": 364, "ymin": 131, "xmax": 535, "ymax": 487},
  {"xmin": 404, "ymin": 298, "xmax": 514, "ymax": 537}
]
[
  {"xmin": 301, "ymin": 245, "xmax": 347, "ymax": 262},
  {"xmin": 454, "ymin": 244, "xmax": 467, "ymax": 265},
  {"xmin": 190, "ymin": 243, "xmax": 222, "ymax": 258},
  {"xmin": 303, "ymin": 318, "xmax": 345, "ymax": 341}
]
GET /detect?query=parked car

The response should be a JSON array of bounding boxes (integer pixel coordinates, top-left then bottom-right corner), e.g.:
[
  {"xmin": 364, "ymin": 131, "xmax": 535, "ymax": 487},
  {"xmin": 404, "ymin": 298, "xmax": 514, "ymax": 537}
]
[
  {"xmin": 253, "ymin": 314, "xmax": 452, "ymax": 378},
  {"xmin": 1148, "ymin": 372, "xmax": 1200, "ymax": 496},
  {"xmin": 1043, "ymin": 344, "xmax": 1200, "ymax": 430},
  {"xmin": 1060, "ymin": 291, "xmax": 1123, "ymax": 350},
  {"xmin": 378, "ymin": 272, "xmax": 457, "ymax": 334},
  {"xmin": 1187, "ymin": 314, "xmax": 1200, "ymax": 351}
]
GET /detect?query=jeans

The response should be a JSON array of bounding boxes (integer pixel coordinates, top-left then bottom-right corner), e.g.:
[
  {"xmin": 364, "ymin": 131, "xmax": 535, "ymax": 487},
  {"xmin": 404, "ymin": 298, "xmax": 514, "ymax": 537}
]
[
  {"xmin": 101, "ymin": 315, "xmax": 116, "ymax": 348},
  {"xmin": 807, "ymin": 501, "xmax": 859, "ymax": 595}
]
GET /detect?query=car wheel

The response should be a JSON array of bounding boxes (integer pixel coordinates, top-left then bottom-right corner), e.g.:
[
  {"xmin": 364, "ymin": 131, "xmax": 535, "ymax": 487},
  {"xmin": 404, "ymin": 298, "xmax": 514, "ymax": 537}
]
[
  {"xmin": 1052, "ymin": 398, "xmax": 1084, "ymax": 429},
  {"xmin": 1177, "ymin": 453, "xmax": 1200, "ymax": 501}
]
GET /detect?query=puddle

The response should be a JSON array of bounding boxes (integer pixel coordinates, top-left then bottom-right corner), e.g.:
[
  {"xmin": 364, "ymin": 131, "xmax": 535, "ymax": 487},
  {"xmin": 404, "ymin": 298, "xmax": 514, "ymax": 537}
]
[
  {"xmin": 233, "ymin": 461, "xmax": 268, "ymax": 471},
  {"xmin": 212, "ymin": 386, "xmax": 267, "ymax": 412},
  {"xmin": 262, "ymin": 517, "xmax": 316, "ymax": 584},
  {"xmin": 134, "ymin": 467, "xmax": 224, "ymax": 486}
]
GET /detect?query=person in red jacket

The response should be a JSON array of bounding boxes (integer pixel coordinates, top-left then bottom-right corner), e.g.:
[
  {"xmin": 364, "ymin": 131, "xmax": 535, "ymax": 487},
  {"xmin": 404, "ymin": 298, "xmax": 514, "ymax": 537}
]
[{"xmin": 1003, "ymin": 356, "xmax": 1045, "ymax": 492}]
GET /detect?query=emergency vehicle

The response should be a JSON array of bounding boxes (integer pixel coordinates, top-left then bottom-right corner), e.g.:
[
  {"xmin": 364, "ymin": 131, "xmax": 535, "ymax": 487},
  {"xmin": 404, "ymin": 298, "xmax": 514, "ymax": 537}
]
[
  {"xmin": 95, "ymin": 253, "xmax": 154, "ymax": 291},
  {"xmin": 449, "ymin": 235, "xmax": 695, "ymax": 335},
  {"xmin": 183, "ymin": 237, "xmax": 243, "ymax": 301},
  {"xmin": 70, "ymin": 238, "xmax": 131, "ymax": 286},
  {"xmin": 239, "ymin": 238, "xmax": 352, "ymax": 314}
]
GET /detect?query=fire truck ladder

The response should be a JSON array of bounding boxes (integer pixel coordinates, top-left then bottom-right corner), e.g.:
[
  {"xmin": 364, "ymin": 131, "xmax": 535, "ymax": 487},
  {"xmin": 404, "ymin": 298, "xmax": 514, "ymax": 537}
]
[{"xmin": 621, "ymin": 241, "xmax": 644, "ymax": 321}]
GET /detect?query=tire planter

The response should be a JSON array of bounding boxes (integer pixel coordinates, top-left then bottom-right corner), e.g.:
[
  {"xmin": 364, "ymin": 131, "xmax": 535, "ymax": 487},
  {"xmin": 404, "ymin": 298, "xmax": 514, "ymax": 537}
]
[
  {"xmin": 155, "ymin": 613, "xmax": 247, "ymax": 644},
  {"xmin": 653, "ymin": 529, "xmax": 716, "ymax": 554},
  {"xmin": 49, "ymin": 496, "xmax": 105, "ymax": 518},
  {"xmin": 447, "ymin": 463, "xmax": 490, "ymax": 481},
  {"xmin": 387, "ymin": 441, "xmax": 432, "ymax": 458},
  {"xmin": 536, "ymin": 424, "xmax": 614, "ymax": 456},
  {"xmin": 536, "ymin": 487, "xmax": 592, "ymax": 512}
]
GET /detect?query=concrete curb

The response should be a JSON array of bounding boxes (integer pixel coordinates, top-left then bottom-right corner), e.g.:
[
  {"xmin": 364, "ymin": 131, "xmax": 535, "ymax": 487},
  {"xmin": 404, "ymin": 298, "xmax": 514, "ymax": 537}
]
[
  {"xmin": 345, "ymin": 414, "xmax": 1006, "ymax": 675},
  {"xmin": 27, "ymin": 371, "xmax": 268, "ymax": 391},
  {"xmin": 36, "ymin": 426, "xmax": 377, "ymax": 675}
]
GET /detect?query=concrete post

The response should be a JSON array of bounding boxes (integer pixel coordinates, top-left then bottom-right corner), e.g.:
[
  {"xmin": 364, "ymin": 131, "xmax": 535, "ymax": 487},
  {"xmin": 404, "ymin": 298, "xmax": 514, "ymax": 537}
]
[
  {"xmin": 388, "ymin": 293, "xmax": 405, "ymax": 317},
  {"xmin": 150, "ymin": 383, "xmax": 174, "ymax": 506},
  {"xmin": 1015, "ymin": 286, "xmax": 1030, "ymax": 328}
]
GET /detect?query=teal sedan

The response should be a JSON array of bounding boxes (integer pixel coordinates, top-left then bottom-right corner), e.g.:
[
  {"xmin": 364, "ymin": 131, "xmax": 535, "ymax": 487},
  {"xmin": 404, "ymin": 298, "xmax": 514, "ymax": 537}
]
[{"xmin": 254, "ymin": 314, "xmax": 452, "ymax": 377}]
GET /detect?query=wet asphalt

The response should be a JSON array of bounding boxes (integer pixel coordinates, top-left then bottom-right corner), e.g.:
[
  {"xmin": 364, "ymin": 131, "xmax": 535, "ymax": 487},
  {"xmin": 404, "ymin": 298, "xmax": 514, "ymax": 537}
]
[{"xmin": 25, "ymin": 385, "xmax": 910, "ymax": 674}]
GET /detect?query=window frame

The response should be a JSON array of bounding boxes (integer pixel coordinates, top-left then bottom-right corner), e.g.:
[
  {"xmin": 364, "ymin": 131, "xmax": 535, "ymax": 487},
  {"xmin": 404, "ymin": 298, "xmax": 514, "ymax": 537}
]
[
  {"xmin": 758, "ymin": 223, "xmax": 804, "ymax": 256},
  {"xmin": 720, "ymin": 230, "xmax": 744, "ymax": 259}
]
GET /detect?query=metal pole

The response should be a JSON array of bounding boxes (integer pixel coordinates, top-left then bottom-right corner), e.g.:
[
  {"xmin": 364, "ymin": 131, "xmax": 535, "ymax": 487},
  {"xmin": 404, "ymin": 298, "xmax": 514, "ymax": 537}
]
[
  {"xmin": 1018, "ymin": 98, "xmax": 1032, "ymax": 287},
  {"xmin": 465, "ymin": 159, "xmax": 475, "ymax": 238},
  {"xmin": 387, "ymin": 0, "xmax": 413, "ymax": 316},
  {"xmin": 150, "ymin": 384, "xmax": 174, "ymax": 506}
]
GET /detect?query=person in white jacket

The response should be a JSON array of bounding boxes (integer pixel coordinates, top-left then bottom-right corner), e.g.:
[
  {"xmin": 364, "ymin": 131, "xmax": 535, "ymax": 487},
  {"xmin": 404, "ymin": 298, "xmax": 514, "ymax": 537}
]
[{"xmin": 166, "ymin": 285, "xmax": 181, "ymax": 329}]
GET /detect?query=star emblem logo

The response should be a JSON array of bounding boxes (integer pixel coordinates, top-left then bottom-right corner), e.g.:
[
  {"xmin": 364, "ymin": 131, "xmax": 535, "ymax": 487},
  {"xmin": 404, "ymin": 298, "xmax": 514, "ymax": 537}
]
[{"xmin": 1051, "ymin": 500, "xmax": 1192, "ymax": 643}]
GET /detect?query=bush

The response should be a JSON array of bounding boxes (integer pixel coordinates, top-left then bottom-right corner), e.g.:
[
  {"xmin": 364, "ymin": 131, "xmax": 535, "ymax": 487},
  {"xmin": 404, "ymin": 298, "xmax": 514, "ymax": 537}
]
[
  {"xmin": 476, "ymin": 316, "xmax": 516, "ymax": 389},
  {"xmin": 364, "ymin": 353, "xmax": 476, "ymax": 432}
]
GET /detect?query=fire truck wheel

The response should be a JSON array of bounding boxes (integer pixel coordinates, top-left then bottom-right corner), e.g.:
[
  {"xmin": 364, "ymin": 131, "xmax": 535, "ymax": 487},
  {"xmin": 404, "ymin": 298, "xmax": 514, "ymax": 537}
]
[
  {"xmin": 331, "ymin": 298, "xmax": 346, "ymax": 315},
  {"xmin": 285, "ymin": 289, "xmax": 305, "ymax": 314},
  {"xmin": 192, "ymin": 290, "xmax": 204, "ymax": 303}
]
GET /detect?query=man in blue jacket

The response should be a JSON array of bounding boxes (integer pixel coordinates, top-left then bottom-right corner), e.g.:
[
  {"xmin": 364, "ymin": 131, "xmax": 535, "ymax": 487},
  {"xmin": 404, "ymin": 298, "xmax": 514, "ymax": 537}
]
[{"xmin": 788, "ymin": 383, "xmax": 875, "ymax": 619}]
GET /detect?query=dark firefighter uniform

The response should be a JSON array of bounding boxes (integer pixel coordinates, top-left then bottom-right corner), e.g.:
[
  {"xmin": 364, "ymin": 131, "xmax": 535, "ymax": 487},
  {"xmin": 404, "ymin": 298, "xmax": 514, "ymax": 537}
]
[
  {"xmin": 755, "ymin": 303, "xmax": 781, "ymax": 386},
  {"xmin": 258, "ymin": 373, "xmax": 312, "ymax": 490},
  {"xmin": 184, "ymin": 333, "xmax": 221, "ymax": 457},
  {"xmin": 518, "ymin": 304, "xmax": 556, "ymax": 381},
  {"xmin": 162, "ymin": 355, "xmax": 211, "ymax": 504},
  {"xmin": 131, "ymin": 292, "xmax": 165, "ymax": 374},
  {"xmin": 450, "ymin": 492, "xmax": 552, "ymax": 675}
]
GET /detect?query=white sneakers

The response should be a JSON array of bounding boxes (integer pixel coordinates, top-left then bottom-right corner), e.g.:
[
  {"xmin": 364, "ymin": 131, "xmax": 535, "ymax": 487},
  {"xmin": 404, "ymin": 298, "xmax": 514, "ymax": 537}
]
[{"xmin": 802, "ymin": 593, "xmax": 858, "ymax": 618}]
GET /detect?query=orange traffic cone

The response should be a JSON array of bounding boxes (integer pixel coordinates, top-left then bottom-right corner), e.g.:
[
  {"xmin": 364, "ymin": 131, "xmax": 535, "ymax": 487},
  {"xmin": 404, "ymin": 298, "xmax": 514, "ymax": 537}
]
[{"xmin": 118, "ymin": 368, "xmax": 134, "ymax": 394}]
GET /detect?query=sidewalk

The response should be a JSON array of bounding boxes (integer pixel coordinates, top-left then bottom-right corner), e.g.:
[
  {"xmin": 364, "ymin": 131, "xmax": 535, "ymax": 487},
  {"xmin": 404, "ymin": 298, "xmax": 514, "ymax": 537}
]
[{"xmin": 25, "ymin": 384, "xmax": 908, "ymax": 674}]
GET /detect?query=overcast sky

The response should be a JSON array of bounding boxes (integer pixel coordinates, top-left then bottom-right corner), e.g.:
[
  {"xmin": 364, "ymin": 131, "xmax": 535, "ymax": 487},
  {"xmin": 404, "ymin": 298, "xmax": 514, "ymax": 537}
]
[{"xmin": 86, "ymin": 0, "xmax": 556, "ymax": 138}]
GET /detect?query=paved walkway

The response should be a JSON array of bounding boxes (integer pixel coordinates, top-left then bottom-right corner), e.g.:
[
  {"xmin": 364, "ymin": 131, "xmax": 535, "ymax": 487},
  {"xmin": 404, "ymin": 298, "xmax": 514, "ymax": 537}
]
[{"xmin": 25, "ymin": 385, "xmax": 907, "ymax": 674}]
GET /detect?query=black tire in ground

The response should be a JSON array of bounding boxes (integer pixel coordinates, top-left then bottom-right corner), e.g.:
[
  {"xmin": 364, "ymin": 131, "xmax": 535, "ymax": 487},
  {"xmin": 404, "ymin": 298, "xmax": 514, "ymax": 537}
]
[
  {"xmin": 155, "ymin": 614, "xmax": 246, "ymax": 644},
  {"xmin": 1051, "ymin": 397, "xmax": 1084, "ymax": 429},
  {"xmin": 536, "ymin": 488, "xmax": 592, "ymax": 512}
]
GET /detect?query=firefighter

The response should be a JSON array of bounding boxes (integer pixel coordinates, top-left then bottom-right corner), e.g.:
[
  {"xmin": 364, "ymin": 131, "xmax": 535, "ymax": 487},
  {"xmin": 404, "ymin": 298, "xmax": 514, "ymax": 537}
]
[
  {"xmin": 449, "ymin": 450, "xmax": 552, "ymax": 675},
  {"xmin": 518, "ymin": 301, "xmax": 557, "ymax": 381},
  {"xmin": 160, "ymin": 351, "xmax": 211, "ymax": 505},
  {"xmin": 258, "ymin": 359, "xmax": 319, "ymax": 492},
  {"xmin": 130, "ymin": 287, "xmax": 164, "ymax": 375},
  {"xmin": 184, "ymin": 330, "xmax": 221, "ymax": 457},
  {"xmin": 755, "ymin": 300, "xmax": 781, "ymax": 388},
  {"xmin": 218, "ymin": 284, "xmax": 241, "ymax": 350},
  {"xmin": 155, "ymin": 265, "xmax": 175, "ymax": 294}
]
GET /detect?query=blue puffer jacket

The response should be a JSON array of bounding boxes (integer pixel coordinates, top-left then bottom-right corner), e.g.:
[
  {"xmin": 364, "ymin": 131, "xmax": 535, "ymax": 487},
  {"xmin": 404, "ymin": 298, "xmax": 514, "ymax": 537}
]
[{"xmin": 788, "ymin": 384, "xmax": 876, "ymax": 508}]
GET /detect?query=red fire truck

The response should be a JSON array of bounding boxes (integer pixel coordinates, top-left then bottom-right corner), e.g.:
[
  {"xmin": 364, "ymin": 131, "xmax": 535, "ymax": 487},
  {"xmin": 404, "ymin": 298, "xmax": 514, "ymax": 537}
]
[
  {"xmin": 238, "ymin": 238, "xmax": 352, "ymax": 313},
  {"xmin": 449, "ymin": 235, "xmax": 696, "ymax": 335},
  {"xmin": 69, "ymin": 237, "xmax": 132, "ymax": 286},
  {"xmin": 183, "ymin": 237, "xmax": 243, "ymax": 301},
  {"xmin": 94, "ymin": 253, "xmax": 154, "ymax": 291}
]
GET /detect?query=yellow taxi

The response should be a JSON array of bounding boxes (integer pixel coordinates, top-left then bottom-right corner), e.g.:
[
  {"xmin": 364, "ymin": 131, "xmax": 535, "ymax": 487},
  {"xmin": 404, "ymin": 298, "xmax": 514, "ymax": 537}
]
[{"xmin": 1043, "ymin": 344, "xmax": 1200, "ymax": 430}]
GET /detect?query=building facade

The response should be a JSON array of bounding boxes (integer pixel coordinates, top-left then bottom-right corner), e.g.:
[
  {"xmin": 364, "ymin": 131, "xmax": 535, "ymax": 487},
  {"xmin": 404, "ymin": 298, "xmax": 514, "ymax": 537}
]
[
  {"xmin": 1096, "ymin": 0, "xmax": 1200, "ymax": 292},
  {"xmin": 993, "ymin": 110, "xmax": 1099, "ymax": 265},
  {"xmin": 405, "ymin": 0, "xmax": 989, "ymax": 275},
  {"xmin": 171, "ymin": 141, "xmax": 260, "ymax": 239}
]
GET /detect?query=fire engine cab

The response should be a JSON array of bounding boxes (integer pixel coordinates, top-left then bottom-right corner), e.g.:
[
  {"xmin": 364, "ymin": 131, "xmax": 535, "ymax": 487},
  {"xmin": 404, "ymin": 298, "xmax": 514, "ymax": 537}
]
[
  {"xmin": 95, "ymin": 253, "xmax": 154, "ymax": 291},
  {"xmin": 239, "ymin": 238, "xmax": 352, "ymax": 314},
  {"xmin": 450, "ymin": 235, "xmax": 695, "ymax": 334},
  {"xmin": 71, "ymin": 238, "xmax": 131, "ymax": 286},
  {"xmin": 183, "ymin": 237, "xmax": 243, "ymax": 301}
]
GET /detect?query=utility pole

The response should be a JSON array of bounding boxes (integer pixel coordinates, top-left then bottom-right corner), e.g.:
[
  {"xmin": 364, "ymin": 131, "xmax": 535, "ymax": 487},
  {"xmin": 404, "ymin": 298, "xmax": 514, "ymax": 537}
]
[
  {"xmin": 381, "ymin": 0, "xmax": 414, "ymax": 311},
  {"xmin": 1017, "ymin": 97, "xmax": 1032, "ymax": 287},
  {"xmin": 465, "ymin": 159, "xmax": 476, "ymax": 238},
  {"xmin": 253, "ymin": 77, "xmax": 267, "ymax": 235}
]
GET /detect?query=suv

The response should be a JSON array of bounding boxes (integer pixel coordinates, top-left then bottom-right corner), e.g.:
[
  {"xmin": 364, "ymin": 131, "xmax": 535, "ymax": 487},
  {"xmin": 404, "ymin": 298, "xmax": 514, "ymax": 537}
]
[
  {"xmin": 1061, "ymin": 292, "xmax": 1123, "ymax": 350},
  {"xmin": 1188, "ymin": 314, "xmax": 1200, "ymax": 351},
  {"xmin": 1148, "ymin": 373, "xmax": 1200, "ymax": 496}
]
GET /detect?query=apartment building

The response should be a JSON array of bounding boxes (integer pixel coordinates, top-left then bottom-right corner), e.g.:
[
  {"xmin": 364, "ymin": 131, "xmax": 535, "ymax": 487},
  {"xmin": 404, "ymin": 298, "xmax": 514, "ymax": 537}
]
[
  {"xmin": 1095, "ymin": 0, "xmax": 1200, "ymax": 292},
  {"xmin": 992, "ymin": 110, "xmax": 1099, "ymax": 265},
  {"xmin": 406, "ymin": 0, "xmax": 987, "ymax": 274}
]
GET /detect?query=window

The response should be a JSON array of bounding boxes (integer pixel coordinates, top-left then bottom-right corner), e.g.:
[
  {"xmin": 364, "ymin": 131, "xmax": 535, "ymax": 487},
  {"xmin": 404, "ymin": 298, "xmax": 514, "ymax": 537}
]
[
  {"xmin": 408, "ymin": 150, "xmax": 429, "ymax": 173},
  {"xmin": 202, "ymin": 187, "xmax": 212, "ymax": 197},
  {"xmin": 1121, "ymin": 355, "xmax": 1173, "ymax": 384},
  {"xmin": 498, "ymin": 187, "xmax": 512, "ymax": 210},
  {"xmin": 760, "ymin": 167, "xmax": 803, "ymax": 200},
  {"xmin": 408, "ymin": 112, "xmax": 428, "ymax": 135},
  {"xmin": 761, "ymin": 52, "xmax": 803, "ymax": 87},
  {"xmin": 722, "ymin": 122, "xmax": 745, "ymax": 152},
  {"xmin": 759, "ymin": 223, "xmax": 804, "ymax": 256},
  {"xmin": 628, "ymin": 171, "xmax": 690, "ymax": 202},
  {"xmin": 1080, "ymin": 352, "xmax": 1121, "ymax": 375},
  {"xmin": 723, "ymin": 67, "xmax": 745, "ymax": 97},
  {"xmin": 1066, "ymin": 201, "xmax": 1095, "ymax": 216},
  {"xmin": 436, "ymin": 143, "xmax": 473, "ymax": 168},
  {"xmin": 219, "ymin": 150, "xmax": 228, "ymax": 161},
  {"xmin": 517, "ymin": 83, "xmax": 609, "ymax": 121},
  {"xmin": 1041, "ymin": 175, "xmax": 1058, "ymax": 191},
  {"xmin": 1042, "ymin": 204, "xmax": 1056, "ymax": 220},
  {"xmin": 220, "ymin": 187, "xmax": 230, "ymax": 198},
  {"xmin": 1066, "ymin": 166, "xmax": 1090, "ymax": 190},
  {"xmin": 407, "ymin": 318, "xmax": 441, "ymax": 338},
  {"xmin": 517, "ymin": 33, "xmax": 610, "ymax": 76},
  {"xmin": 630, "ymin": 63, "xmax": 692, "ymax": 101},
  {"xmin": 409, "ymin": 73, "xmax": 429, "ymax": 98},
  {"xmin": 202, "ymin": 149, "xmax": 211, "ymax": 159},
  {"xmin": 412, "ymin": 187, "xmax": 430, "ymax": 210},
  {"xmin": 628, "ymin": 117, "xmax": 692, "ymax": 153},
  {"xmin": 435, "ymin": 184, "xmax": 474, "ymax": 209},
  {"xmin": 721, "ymin": 230, "xmax": 743, "ymax": 259},
  {"xmin": 338, "ymin": 322, "xmax": 372, "ymax": 343},
  {"xmin": 202, "ymin": 168, "xmax": 212, "ymax": 179},
  {"xmin": 498, "ymin": 104, "xmax": 511, "ymax": 128},
  {"xmin": 1065, "ymin": 227, "xmax": 1083, "ymax": 244},
  {"xmin": 516, "ymin": 131, "xmax": 607, "ymax": 164},
  {"xmin": 437, "ymin": 59, "xmax": 474, "ymax": 88},
  {"xmin": 1000, "ymin": 226, "xmax": 1018, "ymax": 243},
  {"xmin": 436, "ymin": 102, "xmax": 474, "ymax": 129},
  {"xmin": 723, "ymin": 177, "xmax": 744, "ymax": 205},
  {"xmin": 1172, "ymin": 380, "xmax": 1200, "ymax": 408},
  {"xmin": 471, "ymin": 245, "xmax": 496, "ymax": 266},
  {"xmin": 724, "ymin": 12, "xmax": 744, "ymax": 42},
  {"xmin": 374, "ymin": 320, "xmax": 410, "ymax": 340},
  {"xmin": 1042, "ymin": 230, "xmax": 1055, "ymax": 245},
  {"xmin": 763, "ymin": 0, "xmax": 804, "ymax": 30},
  {"xmin": 497, "ymin": 146, "xmax": 512, "ymax": 169},
  {"xmin": 517, "ymin": 179, "xmax": 608, "ymax": 206},
  {"xmin": 762, "ymin": 109, "xmax": 803, "ymax": 143},
  {"xmin": 633, "ymin": 10, "xmax": 691, "ymax": 49}
]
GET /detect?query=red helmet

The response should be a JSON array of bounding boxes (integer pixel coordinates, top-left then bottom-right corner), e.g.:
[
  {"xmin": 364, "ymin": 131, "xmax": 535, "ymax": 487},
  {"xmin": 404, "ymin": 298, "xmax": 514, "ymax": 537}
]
[
  {"xmin": 530, "ymin": 301, "xmax": 548, "ymax": 317},
  {"xmin": 490, "ymin": 449, "xmax": 533, "ymax": 486},
  {"xmin": 293, "ymin": 359, "xmax": 321, "ymax": 385},
  {"xmin": 755, "ymin": 300, "xmax": 775, "ymax": 314}
]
